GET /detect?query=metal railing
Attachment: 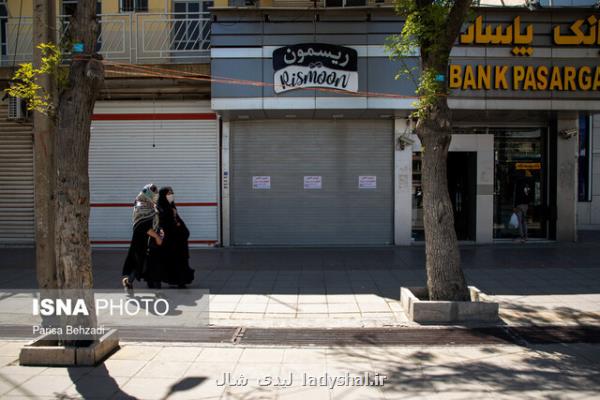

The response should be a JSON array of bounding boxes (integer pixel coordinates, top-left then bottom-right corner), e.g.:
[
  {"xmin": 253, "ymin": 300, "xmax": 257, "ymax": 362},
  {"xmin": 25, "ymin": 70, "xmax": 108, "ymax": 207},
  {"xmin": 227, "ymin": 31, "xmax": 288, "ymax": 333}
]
[{"xmin": 0, "ymin": 12, "xmax": 211, "ymax": 67}]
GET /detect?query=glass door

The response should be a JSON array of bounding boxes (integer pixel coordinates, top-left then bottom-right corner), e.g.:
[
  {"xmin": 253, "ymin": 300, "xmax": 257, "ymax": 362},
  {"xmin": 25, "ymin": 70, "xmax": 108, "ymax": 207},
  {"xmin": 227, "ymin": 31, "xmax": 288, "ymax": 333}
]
[{"xmin": 493, "ymin": 128, "xmax": 548, "ymax": 239}]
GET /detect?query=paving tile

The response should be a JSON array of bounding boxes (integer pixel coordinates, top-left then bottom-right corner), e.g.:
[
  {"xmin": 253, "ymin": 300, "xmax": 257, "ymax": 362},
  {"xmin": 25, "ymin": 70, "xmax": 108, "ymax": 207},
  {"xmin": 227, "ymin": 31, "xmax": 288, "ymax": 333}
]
[
  {"xmin": 329, "ymin": 385, "xmax": 385, "ymax": 400},
  {"xmin": 110, "ymin": 345, "xmax": 162, "ymax": 361},
  {"xmin": 283, "ymin": 348, "xmax": 327, "ymax": 364},
  {"xmin": 239, "ymin": 295, "xmax": 270, "ymax": 303},
  {"xmin": 233, "ymin": 362, "xmax": 281, "ymax": 380},
  {"xmin": 184, "ymin": 361, "xmax": 237, "ymax": 379},
  {"xmin": 196, "ymin": 347, "xmax": 243, "ymax": 363},
  {"xmin": 136, "ymin": 360, "xmax": 192, "ymax": 379},
  {"xmin": 62, "ymin": 375, "xmax": 131, "ymax": 399},
  {"xmin": 38, "ymin": 367, "xmax": 93, "ymax": 379},
  {"xmin": 266, "ymin": 313, "xmax": 298, "ymax": 319},
  {"xmin": 0, "ymin": 374, "xmax": 33, "ymax": 397},
  {"xmin": 328, "ymin": 313, "xmax": 362, "ymax": 319},
  {"xmin": 7, "ymin": 374, "xmax": 74, "ymax": 397},
  {"xmin": 277, "ymin": 386, "xmax": 331, "ymax": 400},
  {"xmin": 323, "ymin": 295, "xmax": 356, "ymax": 304},
  {"xmin": 220, "ymin": 385, "xmax": 279, "ymax": 399},
  {"xmin": 117, "ymin": 377, "xmax": 175, "ymax": 400},
  {"xmin": 0, "ymin": 364, "xmax": 48, "ymax": 377},
  {"xmin": 90, "ymin": 359, "xmax": 149, "ymax": 378},
  {"xmin": 268, "ymin": 294, "xmax": 298, "ymax": 303},
  {"xmin": 153, "ymin": 346, "xmax": 203, "ymax": 362},
  {"xmin": 0, "ymin": 342, "xmax": 27, "ymax": 357},
  {"xmin": 358, "ymin": 303, "xmax": 392, "ymax": 313},
  {"xmin": 239, "ymin": 348, "xmax": 285, "ymax": 364},
  {"xmin": 298, "ymin": 295, "xmax": 328, "ymax": 304},
  {"xmin": 265, "ymin": 303, "xmax": 297, "ymax": 313},
  {"xmin": 0, "ymin": 356, "xmax": 17, "ymax": 367},
  {"xmin": 328, "ymin": 303, "xmax": 360, "ymax": 313},
  {"xmin": 297, "ymin": 304, "xmax": 328, "ymax": 313},
  {"xmin": 235, "ymin": 303, "xmax": 268, "ymax": 313}
]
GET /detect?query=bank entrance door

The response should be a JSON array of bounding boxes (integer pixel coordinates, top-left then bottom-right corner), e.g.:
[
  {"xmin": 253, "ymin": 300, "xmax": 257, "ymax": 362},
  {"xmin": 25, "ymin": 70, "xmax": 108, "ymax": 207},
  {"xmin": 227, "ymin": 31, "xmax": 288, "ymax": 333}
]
[
  {"xmin": 493, "ymin": 128, "xmax": 547, "ymax": 239},
  {"xmin": 448, "ymin": 152, "xmax": 477, "ymax": 241},
  {"xmin": 412, "ymin": 151, "xmax": 477, "ymax": 241}
]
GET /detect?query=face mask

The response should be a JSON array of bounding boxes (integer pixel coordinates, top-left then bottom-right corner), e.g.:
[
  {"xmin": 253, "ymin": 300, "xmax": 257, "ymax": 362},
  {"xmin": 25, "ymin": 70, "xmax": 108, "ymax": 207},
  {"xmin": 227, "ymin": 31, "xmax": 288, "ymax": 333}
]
[
  {"xmin": 152, "ymin": 193, "xmax": 159, "ymax": 202},
  {"xmin": 166, "ymin": 194, "xmax": 174, "ymax": 203}
]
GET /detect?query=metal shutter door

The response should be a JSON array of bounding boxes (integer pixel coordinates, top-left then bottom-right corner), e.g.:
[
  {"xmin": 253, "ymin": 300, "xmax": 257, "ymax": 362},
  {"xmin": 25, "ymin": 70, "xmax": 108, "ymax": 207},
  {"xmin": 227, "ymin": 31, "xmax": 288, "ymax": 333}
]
[
  {"xmin": 231, "ymin": 120, "xmax": 393, "ymax": 246},
  {"xmin": 0, "ymin": 119, "xmax": 34, "ymax": 244},
  {"xmin": 89, "ymin": 117, "xmax": 219, "ymax": 246}
]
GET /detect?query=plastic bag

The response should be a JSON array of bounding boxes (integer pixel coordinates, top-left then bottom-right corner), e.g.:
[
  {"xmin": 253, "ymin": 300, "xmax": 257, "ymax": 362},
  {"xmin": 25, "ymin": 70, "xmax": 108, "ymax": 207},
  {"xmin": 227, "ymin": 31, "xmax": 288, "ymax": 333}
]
[{"xmin": 508, "ymin": 213, "xmax": 519, "ymax": 229}]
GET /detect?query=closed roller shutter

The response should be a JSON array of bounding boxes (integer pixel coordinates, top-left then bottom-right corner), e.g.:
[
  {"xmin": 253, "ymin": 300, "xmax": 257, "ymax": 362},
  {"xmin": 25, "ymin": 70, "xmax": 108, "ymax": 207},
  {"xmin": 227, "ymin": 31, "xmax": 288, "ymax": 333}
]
[
  {"xmin": 0, "ymin": 115, "xmax": 34, "ymax": 245},
  {"xmin": 89, "ymin": 102, "xmax": 219, "ymax": 246},
  {"xmin": 231, "ymin": 119, "xmax": 393, "ymax": 246}
]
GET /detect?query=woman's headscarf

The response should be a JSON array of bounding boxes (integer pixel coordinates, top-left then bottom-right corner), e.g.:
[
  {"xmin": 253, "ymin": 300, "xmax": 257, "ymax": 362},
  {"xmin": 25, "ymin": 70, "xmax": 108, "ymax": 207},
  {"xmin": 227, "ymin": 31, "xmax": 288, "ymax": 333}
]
[{"xmin": 132, "ymin": 183, "xmax": 158, "ymax": 228}]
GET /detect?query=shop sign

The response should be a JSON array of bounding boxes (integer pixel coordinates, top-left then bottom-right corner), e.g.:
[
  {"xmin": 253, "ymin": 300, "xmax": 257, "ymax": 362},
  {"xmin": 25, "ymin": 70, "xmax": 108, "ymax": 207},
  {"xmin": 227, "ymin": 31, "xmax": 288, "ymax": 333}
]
[
  {"xmin": 252, "ymin": 176, "xmax": 271, "ymax": 189},
  {"xmin": 273, "ymin": 43, "xmax": 358, "ymax": 94},
  {"xmin": 358, "ymin": 176, "xmax": 377, "ymax": 189},
  {"xmin": 515, "ymin": 162, "xmax": 541, "ymax": 170},
  {"xmin": 304, "ymin": 176, "xmax": 322, "ymax": 189},
  {"xmin": 451, "ymin": 15, "xmax": 600, "ymax": 92}
]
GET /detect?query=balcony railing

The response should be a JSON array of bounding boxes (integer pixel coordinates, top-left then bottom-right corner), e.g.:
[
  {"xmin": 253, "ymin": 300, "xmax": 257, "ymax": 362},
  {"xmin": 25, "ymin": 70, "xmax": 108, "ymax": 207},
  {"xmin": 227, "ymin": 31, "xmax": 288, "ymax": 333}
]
[{"xmin": 0, "ymin": 12, "xmax": 211, "ymax": 67}]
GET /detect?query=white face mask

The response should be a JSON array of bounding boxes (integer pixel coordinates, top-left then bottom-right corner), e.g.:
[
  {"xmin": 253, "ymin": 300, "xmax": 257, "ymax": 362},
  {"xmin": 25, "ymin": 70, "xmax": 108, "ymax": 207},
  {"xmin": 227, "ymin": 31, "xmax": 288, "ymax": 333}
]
[{"xmin": 166, "ymin": 194, "xmax": 174, "ymax": 203}]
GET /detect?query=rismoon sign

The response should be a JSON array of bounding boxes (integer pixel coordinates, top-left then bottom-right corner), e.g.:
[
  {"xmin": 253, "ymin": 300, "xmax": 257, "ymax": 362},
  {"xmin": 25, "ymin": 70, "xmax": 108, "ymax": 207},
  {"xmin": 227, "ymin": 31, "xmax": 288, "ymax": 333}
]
[
  {"xmin": 273, "ymin": 43, "xmax": 358, "ymax": 94},
  {"xmin": 450, "ymin": 15, "xmax": 600, "ymax": 92}
]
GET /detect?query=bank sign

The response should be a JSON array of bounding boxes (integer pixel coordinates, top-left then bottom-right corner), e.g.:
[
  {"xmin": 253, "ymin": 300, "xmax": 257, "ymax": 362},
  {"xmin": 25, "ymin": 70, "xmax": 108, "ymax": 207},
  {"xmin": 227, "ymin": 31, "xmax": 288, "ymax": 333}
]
[
  {"xmin": 451, "ymin": 15, "xmax": 600, "ymax": 92},
  {"xmin": 273, "ymin": 44, "xmax": 358, "ymax": 94}
]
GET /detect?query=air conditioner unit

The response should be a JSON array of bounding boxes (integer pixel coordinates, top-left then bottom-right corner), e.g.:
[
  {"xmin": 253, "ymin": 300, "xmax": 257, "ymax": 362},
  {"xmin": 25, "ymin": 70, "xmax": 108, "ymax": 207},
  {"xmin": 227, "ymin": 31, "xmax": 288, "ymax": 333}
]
[
  {"xmin": 325, "ymin": 0, "xmax": 366, "ymax": 6},
  {"xmin": 8, "ymin": 97, "xmax": 25, "ymax": 120}
]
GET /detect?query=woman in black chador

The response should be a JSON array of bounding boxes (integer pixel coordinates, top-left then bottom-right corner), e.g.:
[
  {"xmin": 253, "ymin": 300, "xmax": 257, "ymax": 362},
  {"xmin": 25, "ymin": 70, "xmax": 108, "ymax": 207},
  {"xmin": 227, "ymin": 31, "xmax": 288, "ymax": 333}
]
[
  {"xmin": 154, "ymin": 186, "xmax": 195, "ymax": 287},
  {"xmin": 122, "ymin": 183, "xmax": 163, "ymax": 292}
]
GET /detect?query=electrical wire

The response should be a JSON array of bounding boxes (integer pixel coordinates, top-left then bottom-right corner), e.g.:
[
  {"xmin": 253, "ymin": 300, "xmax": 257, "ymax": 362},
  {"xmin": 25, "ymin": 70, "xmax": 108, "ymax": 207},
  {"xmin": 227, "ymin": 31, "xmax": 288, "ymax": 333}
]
[{"xmin": 102, "ymin": 60, "xmax": 429, "ymax": 99}]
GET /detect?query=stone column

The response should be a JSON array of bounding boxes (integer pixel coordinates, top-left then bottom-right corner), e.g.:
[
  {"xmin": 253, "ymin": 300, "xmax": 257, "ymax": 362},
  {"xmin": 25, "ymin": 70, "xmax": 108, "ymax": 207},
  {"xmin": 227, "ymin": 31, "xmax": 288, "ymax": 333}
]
[
  {"xmin": 556, "ymin": 112, "xmax": 579, "ymax": 242},
  {"xmin": 476, "ymin": 135, "xmax": 494, "ymax": 243},
  {"xmin": 394, "ymin": 118, "xmax": 413, "ymax": 246},
  {"xmin": 221, "ymin": 120, "xmax": 231, "ymax": 247}
]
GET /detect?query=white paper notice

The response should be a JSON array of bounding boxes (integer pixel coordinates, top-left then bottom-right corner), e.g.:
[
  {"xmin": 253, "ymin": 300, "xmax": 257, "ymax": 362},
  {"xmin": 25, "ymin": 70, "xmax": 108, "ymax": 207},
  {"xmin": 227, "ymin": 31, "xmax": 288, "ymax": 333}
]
[
  {"xmin": 304, "ymin": 176, "xmax": 322, "ymax": 189},
  {"xmin": 359, "ymin": 176, "xmax": 377, "ymax": 189},
  {"xmin": 252, "ymin": 176, "xmax": 271, "ymax": 189}
]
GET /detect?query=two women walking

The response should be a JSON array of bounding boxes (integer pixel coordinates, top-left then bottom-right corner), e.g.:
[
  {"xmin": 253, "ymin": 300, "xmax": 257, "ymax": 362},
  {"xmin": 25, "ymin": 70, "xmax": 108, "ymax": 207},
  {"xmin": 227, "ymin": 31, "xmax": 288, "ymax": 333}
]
[{"xmin": 122, "ymin": 184, "xmax": 195, "ymax": 291}]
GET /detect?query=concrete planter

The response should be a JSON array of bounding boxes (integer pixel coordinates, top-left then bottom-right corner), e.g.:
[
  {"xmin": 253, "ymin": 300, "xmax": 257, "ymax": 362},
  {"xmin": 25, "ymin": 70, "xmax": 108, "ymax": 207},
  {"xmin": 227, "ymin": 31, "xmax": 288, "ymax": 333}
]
[
  {"xmin": 19, "ymin": 329, "xmax": 119, "ymax": 366},
  {"xmin": 401, "ymin": 286, "xmax": 499, "ymax": 324}
]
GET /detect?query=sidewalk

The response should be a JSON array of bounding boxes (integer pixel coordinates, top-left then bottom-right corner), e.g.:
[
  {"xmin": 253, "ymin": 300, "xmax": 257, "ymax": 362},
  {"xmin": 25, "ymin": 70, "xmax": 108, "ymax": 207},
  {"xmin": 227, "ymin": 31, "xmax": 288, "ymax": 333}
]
[
  {"xmin": 0, "ymin": 236, "xmax": 599, "ymax": 399},
  {"xmin": 0, "ymin": 339, "xmax": 599, "ymax": 399},
  {"xmin": 1, "ymin": 233, "xmax": 599, "ymax": 328}
]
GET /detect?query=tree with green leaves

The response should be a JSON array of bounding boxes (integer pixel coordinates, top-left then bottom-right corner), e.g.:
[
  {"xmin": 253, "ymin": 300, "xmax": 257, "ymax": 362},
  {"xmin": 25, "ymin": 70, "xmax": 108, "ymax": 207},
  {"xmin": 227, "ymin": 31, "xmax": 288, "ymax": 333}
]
[
  {"xmin": 387, "ymin": 0, "xmax": 473, "ymax": 301},
  {"xmin": 7, "ymin": 0, "xmax": 104, "ymax": 342}
]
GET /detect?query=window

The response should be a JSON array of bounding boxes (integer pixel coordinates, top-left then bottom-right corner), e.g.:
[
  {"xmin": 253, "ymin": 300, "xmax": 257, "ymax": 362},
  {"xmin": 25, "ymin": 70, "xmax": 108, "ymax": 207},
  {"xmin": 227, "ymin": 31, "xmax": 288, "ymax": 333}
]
[
  {"xmin": 62, "ymin": 1, "xmax": 102, "ymax": 16},
  {"xmin": 120, "ymin": 0, "xmax": 148, "ymax": 12},
  {"xmin": 173, "ymin": 1, "xmax": 212, "ymax": 51},
  {"xmin": 578, "ymin": 114, "xmax": 592, "ymax": 202}
]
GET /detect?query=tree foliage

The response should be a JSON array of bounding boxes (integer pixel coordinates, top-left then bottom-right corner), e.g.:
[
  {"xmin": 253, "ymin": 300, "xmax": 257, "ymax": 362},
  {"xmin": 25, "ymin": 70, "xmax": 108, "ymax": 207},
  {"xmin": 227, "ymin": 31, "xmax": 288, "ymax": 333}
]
[
  {"xmin": 386, "ymin": 0, "xmax": 473, "ymax": 120},
  {"xmin": 4, "ymin": 43, "xmax": 64, "ymax": 116}
]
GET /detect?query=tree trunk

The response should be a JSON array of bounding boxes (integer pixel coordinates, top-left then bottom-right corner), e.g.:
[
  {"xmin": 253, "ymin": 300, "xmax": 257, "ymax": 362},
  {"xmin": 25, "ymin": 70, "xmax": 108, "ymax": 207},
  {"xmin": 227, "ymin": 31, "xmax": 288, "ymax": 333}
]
[
  {"xmin": 33, "ymin": 0, "xmax": 57, "ymax": 290},
  {"xmin": 54, "ymin": 0, "xmax": 104, "ymax": 339},
  {"xmin": 416, "ymin": 98, "xmax": 470, "ymax": 301}
]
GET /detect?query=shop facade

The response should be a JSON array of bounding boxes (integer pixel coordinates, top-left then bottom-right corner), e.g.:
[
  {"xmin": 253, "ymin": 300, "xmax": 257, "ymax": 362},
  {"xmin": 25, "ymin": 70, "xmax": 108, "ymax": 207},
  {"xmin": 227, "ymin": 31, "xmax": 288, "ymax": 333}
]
[
  {"xmin": 89, "ymin": 100, "xmax": 220, "ymax": 246},
  {"xmin": 211, "ymin": 7, "xmax": 599, "ymax": 246}
]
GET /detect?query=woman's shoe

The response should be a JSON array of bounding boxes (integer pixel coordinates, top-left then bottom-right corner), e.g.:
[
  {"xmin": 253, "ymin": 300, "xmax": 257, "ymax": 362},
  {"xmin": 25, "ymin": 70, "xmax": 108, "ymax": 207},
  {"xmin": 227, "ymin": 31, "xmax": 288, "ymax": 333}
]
[{"xmin": 122, "ymin": 277, "xmax": 134, "ymax": 296}]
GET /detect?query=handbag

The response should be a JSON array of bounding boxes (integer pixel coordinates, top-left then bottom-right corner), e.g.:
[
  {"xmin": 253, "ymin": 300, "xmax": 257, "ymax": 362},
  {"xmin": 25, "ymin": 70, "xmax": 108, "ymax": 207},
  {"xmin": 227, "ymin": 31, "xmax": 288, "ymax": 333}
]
[{"xmin": 508, "ymin": 213, "xmax": 519, "ymax": 229}]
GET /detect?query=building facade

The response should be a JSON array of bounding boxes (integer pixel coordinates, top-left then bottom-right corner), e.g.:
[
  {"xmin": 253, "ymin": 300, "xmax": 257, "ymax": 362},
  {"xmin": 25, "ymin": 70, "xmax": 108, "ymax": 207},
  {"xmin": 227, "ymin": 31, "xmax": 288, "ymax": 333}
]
[
  {"xmin": 211, "ymin": 5, "xmax": 600, "ymax": 246},
  {"xmin": 0, "ymin": 0, "xmax": 598, "ymax": 247}
]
